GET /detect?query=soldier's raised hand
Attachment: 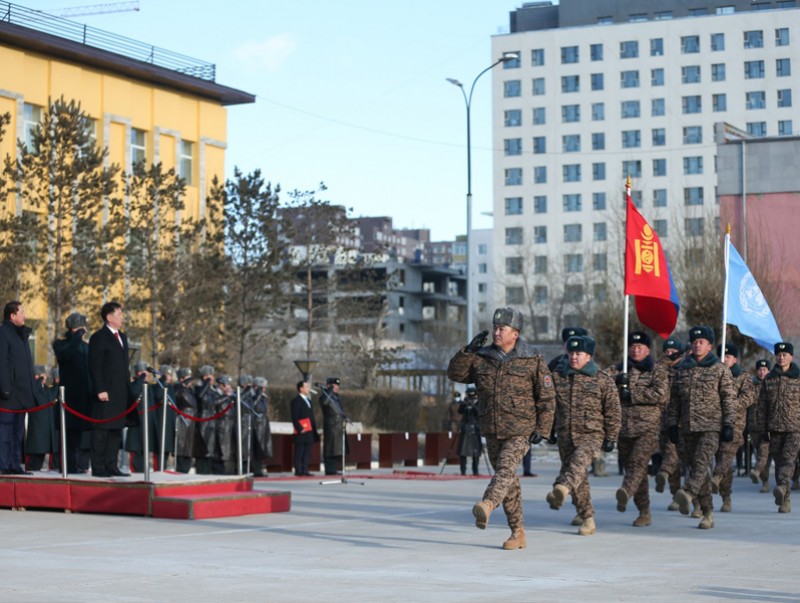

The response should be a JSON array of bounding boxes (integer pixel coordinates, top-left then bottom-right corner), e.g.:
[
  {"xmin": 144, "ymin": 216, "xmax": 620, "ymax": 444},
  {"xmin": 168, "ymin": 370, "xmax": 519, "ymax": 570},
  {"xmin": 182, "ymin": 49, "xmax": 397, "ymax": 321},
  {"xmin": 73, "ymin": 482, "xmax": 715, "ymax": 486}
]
[{"xmin": 465, "ymin": 330, "xmax": 489, "ymax": 353}]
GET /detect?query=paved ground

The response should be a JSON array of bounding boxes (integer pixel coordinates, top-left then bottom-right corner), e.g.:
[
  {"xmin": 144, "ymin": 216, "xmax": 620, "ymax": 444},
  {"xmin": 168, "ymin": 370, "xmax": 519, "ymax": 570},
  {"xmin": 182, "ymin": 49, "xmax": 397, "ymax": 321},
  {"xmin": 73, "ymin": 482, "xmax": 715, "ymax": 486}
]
[{"xmin": 1, "ymin": 455, "xmax": 799, "ymax": 603}]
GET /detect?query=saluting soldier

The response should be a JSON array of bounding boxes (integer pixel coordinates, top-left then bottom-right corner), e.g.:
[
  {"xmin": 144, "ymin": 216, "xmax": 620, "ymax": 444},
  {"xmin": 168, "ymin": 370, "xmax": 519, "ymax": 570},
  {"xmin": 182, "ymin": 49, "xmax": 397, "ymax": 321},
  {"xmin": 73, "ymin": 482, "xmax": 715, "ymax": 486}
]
[{"xmin": 194, "ymin": 365, "xmax": 223, "ymax": 474}]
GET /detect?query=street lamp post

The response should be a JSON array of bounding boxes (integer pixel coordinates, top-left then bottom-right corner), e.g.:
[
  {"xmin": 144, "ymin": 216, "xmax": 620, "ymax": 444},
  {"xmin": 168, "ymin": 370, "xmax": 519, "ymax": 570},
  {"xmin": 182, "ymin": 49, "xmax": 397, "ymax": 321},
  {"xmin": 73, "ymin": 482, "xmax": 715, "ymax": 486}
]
[{"xmin": 447, "ymin": 53, "xmax": 519, "ymax": 342}]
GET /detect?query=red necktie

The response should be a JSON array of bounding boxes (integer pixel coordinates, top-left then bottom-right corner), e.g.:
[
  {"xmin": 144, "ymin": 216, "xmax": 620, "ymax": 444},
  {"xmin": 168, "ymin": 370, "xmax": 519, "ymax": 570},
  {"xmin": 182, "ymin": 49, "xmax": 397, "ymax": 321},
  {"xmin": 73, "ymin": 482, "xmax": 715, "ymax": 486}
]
[{"xmin": 115, "ymin": 331, "xmax": 123, "ymax": 348}]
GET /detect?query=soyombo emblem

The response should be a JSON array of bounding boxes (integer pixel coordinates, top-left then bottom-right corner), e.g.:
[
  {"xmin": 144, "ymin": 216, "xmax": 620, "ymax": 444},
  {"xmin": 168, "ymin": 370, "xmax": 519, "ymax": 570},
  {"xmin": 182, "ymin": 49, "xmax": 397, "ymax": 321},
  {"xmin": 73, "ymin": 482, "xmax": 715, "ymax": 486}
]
[{"xmin": 634, "ymin": 224, "xmax": 660, "ymax": 277}]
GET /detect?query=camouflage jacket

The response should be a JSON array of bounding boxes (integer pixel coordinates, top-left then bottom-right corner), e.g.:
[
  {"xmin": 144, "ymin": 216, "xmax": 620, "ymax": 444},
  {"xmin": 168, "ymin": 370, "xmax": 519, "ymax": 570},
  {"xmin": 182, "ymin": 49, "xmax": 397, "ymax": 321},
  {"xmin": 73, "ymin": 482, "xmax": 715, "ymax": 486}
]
[
  {"xmin": 447, "ymin": 341, "xmax": 555, "ymax": 439},
  {"xmin": 657, "ymin": 355, "xmax": 681, "ymax": 432},
  {"xmin": 668, "ymin": 352, "xmax": 736, "ymax": 433},
  {"xmin": 606, "ymin": 355, "xmax": 669, "ymax": 438},
  {"xmin": 729, "ymin": 364, "xmax": 756, "ymax": 433},
  {"xmin": 747, "ymin": 377, "xmax": 767, "ymax": 433},
  {"xmin": 553, "ymin": 360, "xmax": 620, "ymax": 445},
  {"xmin": 758, "ymin": 362, "xmax": 800, "ymax": 433}
]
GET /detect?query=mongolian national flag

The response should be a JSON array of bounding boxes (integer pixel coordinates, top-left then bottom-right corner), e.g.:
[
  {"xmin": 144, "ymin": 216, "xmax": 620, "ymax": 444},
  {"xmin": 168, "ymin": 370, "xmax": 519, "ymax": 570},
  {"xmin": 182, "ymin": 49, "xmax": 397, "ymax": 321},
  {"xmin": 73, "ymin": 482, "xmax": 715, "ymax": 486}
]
[{"xmin": 624, "ymin": 180, "xmax": 680, "ymax": 338}]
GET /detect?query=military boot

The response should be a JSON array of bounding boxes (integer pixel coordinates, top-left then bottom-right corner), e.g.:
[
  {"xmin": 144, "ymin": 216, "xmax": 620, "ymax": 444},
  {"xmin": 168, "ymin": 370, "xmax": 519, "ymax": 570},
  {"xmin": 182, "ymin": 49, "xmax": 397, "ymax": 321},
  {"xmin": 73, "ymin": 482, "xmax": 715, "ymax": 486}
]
[
  {"xmin": 667, "ymin": 501, "xmax": 680, "ymax": 512},
  {"xmin": 655, "ymin": 471, "xmax": 668, "ymax": 493},
  {"xmin": 749, "ymin": 469, "xmax": 760, "ymax": 484},
  {"xmin": 691, "ymin": 501, "xmax": 703, "ymax": 518},
  {"xmin": 760, "ymin": 480, "xmax": 770, "ymax": 493},
  {"xmin": 720, "ymin": 496, "xmax": 732, "ymax": 512},
  {"xmin": 502, "ymin": 529, "xmax": 526, "ymax": 550},
  {"xmin": 472, "ymin": 500, "xmax": 494, "ymax": 529},
  {"xmin": 632, "ymin": 511, "xmax": 652, "ymax": 527},
  {"xmin": 779, "ymin": 498, "xmax": 791, "ymax": 513},
  {"xmin": 571, "ymin": 514, "xmax": 583, "ymax": 526},
  {"xmin": 774, "ymin": 484, "xmax": 788, "ymax": 508},
  {"xmin": 546, "ymin": 484, "xmax": 569, "ymax": 510},
  {"xmin": 710, "ymin": 474, "xmax": 721, "ymax": 494},
  {"xmin": 615, "ymin": 487, "xmax": 629, "ymax": 512},
  {"xmin": 578, "ymin": 516, "xmax": 596, "ymax": 536},
  {"xmin": 673, "ymin": 489, "xmax": 692, "ymax": 515},
  {"xmin": 698, "ymin": 511, "xmax": 715, "ymax": 529}
]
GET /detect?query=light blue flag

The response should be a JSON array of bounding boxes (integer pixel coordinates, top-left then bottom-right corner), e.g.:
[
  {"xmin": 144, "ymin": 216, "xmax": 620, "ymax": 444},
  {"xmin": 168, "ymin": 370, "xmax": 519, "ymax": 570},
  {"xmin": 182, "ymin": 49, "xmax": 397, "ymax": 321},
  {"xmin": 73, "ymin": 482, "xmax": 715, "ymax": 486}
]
[{"xmin": 727, "ymin": 242, "xmax": 782, "ymax": 351}]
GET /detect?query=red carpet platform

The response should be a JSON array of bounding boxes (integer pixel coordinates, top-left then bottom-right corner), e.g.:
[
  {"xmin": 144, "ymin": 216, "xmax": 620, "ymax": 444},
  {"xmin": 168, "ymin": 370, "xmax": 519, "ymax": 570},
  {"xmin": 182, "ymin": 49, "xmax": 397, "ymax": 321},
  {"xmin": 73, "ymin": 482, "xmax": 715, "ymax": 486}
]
[{"xmin": 0, "ymin": 472, "xmax": 291, "ymax": 520}]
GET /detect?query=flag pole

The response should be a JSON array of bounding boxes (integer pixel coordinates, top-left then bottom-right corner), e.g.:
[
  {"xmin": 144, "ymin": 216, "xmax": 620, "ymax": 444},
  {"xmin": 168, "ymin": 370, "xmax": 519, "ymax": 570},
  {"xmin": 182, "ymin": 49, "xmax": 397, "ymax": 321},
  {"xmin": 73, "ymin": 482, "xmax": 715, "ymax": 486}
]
[
  {"xmin": 720, "ymin": 224, "xmax": 731, "ymax": 360},
  {"xmin": 623, "ymin": 176, "xmax": 631, "ymax": 374}
]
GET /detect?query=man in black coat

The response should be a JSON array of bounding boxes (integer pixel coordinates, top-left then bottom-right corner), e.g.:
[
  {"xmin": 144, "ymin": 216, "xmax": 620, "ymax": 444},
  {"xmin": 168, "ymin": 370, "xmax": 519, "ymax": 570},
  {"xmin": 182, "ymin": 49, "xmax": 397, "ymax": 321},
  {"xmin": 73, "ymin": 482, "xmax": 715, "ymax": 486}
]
[
  {"xmin": 88, "ymin": 301, "xmax": 132, "ymax": 477},
  {"xmin": 319, "ymin": 377, "xmax": 348, "ymax": 475},
  {"xmin": 291, "ymin": 380, "xmax": 318, "ymax": 476},
  {"xmin": 0, "ymin": 301, "xmax": 36, "ymax": 474}
]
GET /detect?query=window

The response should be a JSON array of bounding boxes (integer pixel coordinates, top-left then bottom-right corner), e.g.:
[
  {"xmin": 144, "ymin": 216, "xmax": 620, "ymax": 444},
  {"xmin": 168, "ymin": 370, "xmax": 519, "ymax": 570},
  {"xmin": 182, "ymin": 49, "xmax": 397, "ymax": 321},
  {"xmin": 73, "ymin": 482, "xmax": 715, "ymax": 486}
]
[
  {"xmin": 653, "ymin": 189, "xmax": 667, "ymax": 207},
  {"xmin": 564, "ymin": 224, "xmax": 582, "ymax": 242},
  {"xmin": 180, "ymin": 140, "xmax": 194, "ymax": 185},
  {"xmin": 534, "ymin": 285, "xmax": 548, "ymax": 304},
  {"xmin": 777, "ymin": 58, "xmax": 791, "ymax": 77},
  {"xmin": 561, "ymin": 46, "xmax": 579, "ymax": 63},
  {"xmin": 620, "ymin": 40, "xmax": 638, "ymax": 58},
  {"xmin": 532, "ymin": 78, "xmax": 546, "ymax": 95},
  {"xmin": 534, "ymin": 255, "xmax": 548, "ymax": 274},
  {"xmin": 653, "ymin": 219, "xmax": 668, "ymax": 237},
  {"xmin": 504, "ymin": 138, "xmax": 522, "ymax": 155},
  {"xmin": 591, "ymin": 43, "xmax": 603, "ymax": 61},
  {"xmin": 651, "ymin": 68, "xmax": 664, "ymax": 86},
  {"xmin": 622, "ymin": 130, "xmax": 641, "ymax": 148},
  {"xmin": 597, "ymin": 16, "xmax": 613, "ymax": 24},
  {"xmin": 652, "ymin": 98, "xmax": 665, "ymax": 116},
  {"xmin": 531, "ymin": 48, "xmax": 545, "ymax": 66},
  {"xmin": 683, "ymin": 126, "xmax": 702, "ymax": 144},
  {"xmin": 621, "ymin": 100, "xmax": 640, "ymax": 118},
  {"xmin": 534, "ymin": 316, "xmax": 549, "ymax": 335},
  {"xmin": 745, "ymin": 61, "xmax": 765, "ymax": 79},
  {"xmin": 22, "ymin": 103, "xmax": 43, "ymax": 151},
  {"xmin": 684, "ymin": 187, "xmax": 704, "ymax": 205},
  {"xmin": 682, "ymin": 66, "xmax": 701, "ymax": 84},
  {"xmin": 563, "ymin": 134, "xmax": 580, "ymax": 152},
  {"xmin": 130, "ymin": 127, "xmax": 146, "ymax": 165},
  {"xmin": 562, "ymin": 105, "xmax": 580, "ymax": 122},
  {"xmin": 716, "ymin": 5, "xmax": 734, "ymax": 14},
  {"xmin": 776, "ymin": 28, "xmax": 790, "ymax": 46},
  {"xmin": 594, "ymin": 222, "xmax": 607, "ymax": 241},
  {"xmin": 778, "ymin": 120, "xmax": 793, "ymax": 136},
  {"xmin": 534, "ymin": 196, "xmax": 547, "ymax": 214},
  {"xmin": 682, "ymin": 95, "xmax": 702, "ymax": 114},
  {"xmin": 681, "ymin": 36, "xmax": 700, "ymax": 53},
  {"xmin": 711, "ymin": 64, "xmax": 726, "ymax": 82},
  {"xmin": 591, "ymin": 73, "xmax": 604, "ymax": 91},
  {"xmin": 564, "ymin": 254, "xmax": 583, "ymax": 273},
  {"xmin": 562, "ymin": 75, "xmax": 580, "ymax": 93},
  {"xmin": 478, "ymin": 244, "xmax": 487, "ymax": 255},
  {"xmin": 689, "ymin": 8, "xmax": 708, "ymax": 16},
  {"xmin": 533, "ymin": 136, "xmax": 547, "ymax": 154},
  {"xmin": 534, "ymin": 166, "xmax": 547, "ymax": 183},
  {"xmin": 653, "ymin": 158, "xmax": 667, "ymax": 177},
  {"xmin": 592, "ymin": 103, "xmax": 605, "ymax": 121},
  {"xmin": 593, "ymin": 253, "xmax": 608, "ymax": 272},
  {"xmin": 622, "ymin": 160, "xmax": 642, "ymax": 177},
  {"xmin": 655, "ymin": 11, "xmax": 672, "ymax": 20},
  {"xmin": 505, "ymin": 197, "xmax": 523, "ymax": 215},
  {"xmin": 594, "ymin": 284, "xmax": 608, "ymax": 302},
  {"xmin": 629, "ymin": 13, "xmax": 647, "ymax": 23},
  {"xmin": 592, "ymin": 132, "xmax": 605, "ymax": 150},
  {"xmin": 713, "ymin": 93, "xmax": 727, "ymax": 112},
  {"xmin": 711, "ymin": 33, "xmax": 725, "ymax": 51},
  {"xmin": 563, "ymin": 164, "xmax": 581, "ymax": 182},
  {"xmin": 505, "ymin": 227, "xmax": 523, "ymax": 245},
  {"xmin": 685, "ymin": 217, "xmax": 704, "ymax": 237},
  {"xmin": 504, "ymin": 109, "xmax": 522, "ymax": 127},
  {"xmin": 505, "ymin": 287, "xmax": 524, "ymax": 305},
  {"xmin": 478, "ymin": 263, "xmax": 487, "ymax": 274},
  {"xmin": 504, "ymin": 80, "xmax": 521, "ymax": 97},
  {"xmin": 505, "ymin": 257, "xmax": 523, "ymax": 275},
  {"xmin": 631, "ymin": 190, "xmax": 643, "ymax": 208},
  {"xmin": 650, "ymin": 38, "xmax": 664, "ymax": 56},
  {"xmin": 533, "ymin": 107, "xmax": 546, "ymax": 125},
  {"xmin": 505, "ymin": 168, "xmax": 522, "ymax": 185},
  {"xmin": 746, "ymin": 91, "xmax": 766, "ymax": 110},
  {"xmin": 534, "ymin": 226, "xmax": 547, "ymax": 244},
  {"xmin": 563, "ymin": 195, "xmax": 582, "ymax": 212},
  {"xmin": 621, "ymin": 70, "xmax": 640, "ymax": 88},
  {"xmin": 652, "ymin": 128, "xmax": 666, "ymax": 146},
  {"xmin": 747, "ymin": 122, "xmax": 767, "ymax": 137},
  {"xmin": 592, "ymin": 162, "xmax": 606, "ymax": 181},
  {"xmin": 684, "ymin": 156, "xmax": 704, "ymax": 175},
  {"xmin": 564, "ymin": 284, "xmax": 584, "ymax": 302},
  {"xmin": 744, "ymin": 30, "xmax": 764, "ymax": 49},
  {"xmin": 593, "ymin": 192, "xmax": 606, "ymax": 210}
]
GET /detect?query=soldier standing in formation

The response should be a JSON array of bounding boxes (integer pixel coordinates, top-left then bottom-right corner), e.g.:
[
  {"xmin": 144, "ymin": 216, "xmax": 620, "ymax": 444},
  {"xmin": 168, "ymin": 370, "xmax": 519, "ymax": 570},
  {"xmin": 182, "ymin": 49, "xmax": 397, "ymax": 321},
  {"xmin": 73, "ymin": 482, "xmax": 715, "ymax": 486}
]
[
  {"xmin": 249, "ymin": 376, "xmax": 273, "ymax": 476},
  {"xmin": 319, "ymin": 377, "xmax": 348, "ymax": 476},
  {"xmin": 194, "ymin": 365, "xmax": 223, "ymax": 474},
  {"xmin": 749, "ymin": 359, "xmax": 773, "ymax": 492},
  {"xmin": 173, "ymin": 367, "xmax": 196, "ymax": 473},
  {"xmin": 448, "ymin": 307, "xmax": 554, "ymax": 550},
  {"xmin": 654, "ymin": 338, "xmax": 686, "ymax": 509},
  {"xmin": 457, "ymin": 385, "xmax": 482, "ymax": 477},
  {"xmin": 25, "ymin": 365, "xmax": 57, "ymax": 471},
  {"xmin": 546, "ymin": 335, "xmax": 620, "ymax": 536},
  {"xmin": 608, "ymin": 331, "xmax": 668, "ymax": 528},
  {"xmin": 125, "ymin": 361, "xmax": 151, "ymax": 472}
]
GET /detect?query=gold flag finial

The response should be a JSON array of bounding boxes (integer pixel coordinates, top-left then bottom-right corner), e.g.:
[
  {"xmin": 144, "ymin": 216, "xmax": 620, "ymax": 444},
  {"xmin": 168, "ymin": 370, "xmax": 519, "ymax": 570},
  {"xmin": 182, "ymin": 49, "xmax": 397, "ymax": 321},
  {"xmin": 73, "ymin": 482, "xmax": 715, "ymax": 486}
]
[
  {"xmin": 626, "ymin": 175, "xmax": 631, "ymax": 187},
  {"xmin": 726, "ymin": 223, "xmax": 731, "ymax": 234}
]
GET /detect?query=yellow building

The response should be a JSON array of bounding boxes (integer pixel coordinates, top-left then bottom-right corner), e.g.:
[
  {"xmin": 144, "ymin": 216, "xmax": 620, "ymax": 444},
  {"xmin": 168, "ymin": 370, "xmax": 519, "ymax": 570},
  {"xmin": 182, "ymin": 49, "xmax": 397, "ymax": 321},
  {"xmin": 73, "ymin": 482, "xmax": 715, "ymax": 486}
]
[{"xmin": 0, "ymin": 5, "xmax": 253, "ymax": 362}]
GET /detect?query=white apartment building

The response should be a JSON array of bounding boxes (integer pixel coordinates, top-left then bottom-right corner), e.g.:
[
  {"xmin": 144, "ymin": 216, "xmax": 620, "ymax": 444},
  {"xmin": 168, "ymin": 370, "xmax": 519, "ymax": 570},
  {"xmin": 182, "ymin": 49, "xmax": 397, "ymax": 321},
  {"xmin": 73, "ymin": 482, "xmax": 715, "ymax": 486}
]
[{"xmin": 490, "ymin": 0, "xmax": 799, "ymax": 340}]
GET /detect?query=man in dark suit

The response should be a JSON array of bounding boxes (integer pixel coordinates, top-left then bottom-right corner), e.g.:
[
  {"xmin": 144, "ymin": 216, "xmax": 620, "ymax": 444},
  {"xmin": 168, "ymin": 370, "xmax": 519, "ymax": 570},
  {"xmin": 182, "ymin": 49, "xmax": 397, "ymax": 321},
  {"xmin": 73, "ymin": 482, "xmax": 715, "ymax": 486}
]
[
  {"xmin": 88, "ymin": 301, "xmax": 132, "ymax": 477},
  {"xmin": 291, "ymin": 380, "xmax": 318, "ymax": 476},
  {"xmin": 0, "ymin": 301, "xmax": 36, "ymax": 474}
]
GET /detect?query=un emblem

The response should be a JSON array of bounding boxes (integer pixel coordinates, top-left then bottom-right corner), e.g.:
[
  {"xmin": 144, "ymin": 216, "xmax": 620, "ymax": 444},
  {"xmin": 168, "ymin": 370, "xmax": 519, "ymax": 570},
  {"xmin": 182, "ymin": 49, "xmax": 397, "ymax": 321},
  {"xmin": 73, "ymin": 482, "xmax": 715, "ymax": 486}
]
[{"xmin": 739, "ymin": 274, "xmax": 769, "ymax": 317}]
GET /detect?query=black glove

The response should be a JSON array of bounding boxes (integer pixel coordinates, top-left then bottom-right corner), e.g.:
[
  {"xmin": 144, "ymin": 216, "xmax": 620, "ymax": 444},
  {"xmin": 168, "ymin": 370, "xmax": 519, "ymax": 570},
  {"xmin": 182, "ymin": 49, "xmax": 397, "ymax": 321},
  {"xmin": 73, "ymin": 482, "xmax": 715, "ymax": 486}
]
[
  {"xmin": 668, "ymin": 425, "xmax": 679, "ymax": 444},
  {"xmin": 614, "ymin": 373, "xmax": 630, "ymax": 388},
  {"xmin": 720, "ymin": 424, "xmax": 734, "ymax": 443},
  {"xmin": 602, "ymin": 439, "xmax": 615, "ymax": 453},
  {"xmin": 529, "ymin": 432, "xmax": 544, "ymax": 445},
  {"xmin": 547, "ymin": 432, "xmax": 558, "ymax": 445},
  {"xmin": 465, "ymin": 330, "xmax": 489, "ymax": 353}
]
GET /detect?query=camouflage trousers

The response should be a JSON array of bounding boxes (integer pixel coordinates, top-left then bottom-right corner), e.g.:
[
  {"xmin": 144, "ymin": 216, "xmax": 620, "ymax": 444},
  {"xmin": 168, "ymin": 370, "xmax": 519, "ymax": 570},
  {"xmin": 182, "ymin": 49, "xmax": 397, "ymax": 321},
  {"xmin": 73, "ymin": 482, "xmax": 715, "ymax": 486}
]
[
  {"xmin": 769, "ymin": 432, "xmax": 800, "ymax": 491},
  {"xmin": 619, "ymin": 431, "xmax": 659, "ymax": 513},
  {"xmin": 483, "ymin": 435, "xmax": 530, "ymax": 532},
  {"xmin": 555, "ymin": 436, "xmax": 601, "ymax": 519},
  {"xmin": 751, "ymin": 433, "xmax": 772, "ymax": 482},
  {"xmin": 714, "ymin": 431, "xmax": 745, "ymax": 497},
  {"xmin": 679, "ymin": 431, "xmax": 719, "ymax": 513},
  {"xmin": 658, "ymin": 430, "xmax": 682, "ymax": 494}
]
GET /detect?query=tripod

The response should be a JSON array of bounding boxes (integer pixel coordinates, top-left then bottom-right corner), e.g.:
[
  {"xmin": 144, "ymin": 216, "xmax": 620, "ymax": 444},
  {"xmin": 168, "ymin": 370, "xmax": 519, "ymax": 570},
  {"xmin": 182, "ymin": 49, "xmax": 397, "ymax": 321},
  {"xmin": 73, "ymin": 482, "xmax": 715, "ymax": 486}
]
[{"xmin": 318, "ymin": 386, "xmax": 364, "ymax": 486}]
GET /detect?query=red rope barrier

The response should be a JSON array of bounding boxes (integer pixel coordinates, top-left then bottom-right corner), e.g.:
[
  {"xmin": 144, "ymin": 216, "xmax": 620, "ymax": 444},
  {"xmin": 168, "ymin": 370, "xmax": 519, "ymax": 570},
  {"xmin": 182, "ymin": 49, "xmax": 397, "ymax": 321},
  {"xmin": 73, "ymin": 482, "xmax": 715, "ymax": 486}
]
[
  {"xmin": 168, "ymin": 399, "xmax": 235, "ymax": 423},
  {"xmin": 63, "ymin": 399, "xmax": 141, "ymax": 424},
  {"xmin": 0, "ymin": 399, "xmax": 58, "ymax": 414},
  {"xmin": 137, "ymin": 402, "xmax": 162, "ymax": 414}
]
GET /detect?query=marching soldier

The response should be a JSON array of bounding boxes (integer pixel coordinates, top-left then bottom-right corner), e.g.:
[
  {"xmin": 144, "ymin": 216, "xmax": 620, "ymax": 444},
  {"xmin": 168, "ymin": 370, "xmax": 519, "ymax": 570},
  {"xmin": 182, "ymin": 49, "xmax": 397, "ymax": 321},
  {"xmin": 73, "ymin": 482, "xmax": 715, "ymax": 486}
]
[
  {"xmin": 654, "ymin": 338, "xmax": 687, "ymax": 509},
  {"xmin": 748, "ymin": 359, "xmax": 773, "ymax": 492}
]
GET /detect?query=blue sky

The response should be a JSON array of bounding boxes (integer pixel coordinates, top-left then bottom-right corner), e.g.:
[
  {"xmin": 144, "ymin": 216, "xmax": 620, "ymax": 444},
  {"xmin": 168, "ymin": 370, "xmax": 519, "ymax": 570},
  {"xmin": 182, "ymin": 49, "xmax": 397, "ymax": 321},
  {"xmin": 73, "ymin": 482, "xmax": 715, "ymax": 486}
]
[{"xmin": 32, "ymin": 0, "xmax": 520, "ymax": 241}]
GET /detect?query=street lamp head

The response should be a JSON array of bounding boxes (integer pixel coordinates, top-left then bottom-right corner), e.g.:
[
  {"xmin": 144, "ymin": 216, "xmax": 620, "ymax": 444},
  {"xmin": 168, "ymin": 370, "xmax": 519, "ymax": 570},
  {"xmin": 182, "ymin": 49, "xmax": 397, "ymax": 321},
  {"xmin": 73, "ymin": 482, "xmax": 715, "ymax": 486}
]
[
  {"xmin": 500, "ymin": 52, "xmax": 520, "ymax": 62},
  {"xmin": 446, "ymin": 77, "xmax": 463, "ymax": 87}
]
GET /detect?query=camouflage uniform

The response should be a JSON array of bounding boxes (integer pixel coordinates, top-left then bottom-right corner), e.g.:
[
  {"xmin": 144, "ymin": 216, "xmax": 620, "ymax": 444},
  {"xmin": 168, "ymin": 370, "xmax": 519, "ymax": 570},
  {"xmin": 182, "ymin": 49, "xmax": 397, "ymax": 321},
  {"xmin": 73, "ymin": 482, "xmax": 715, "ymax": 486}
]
[
  {"xmin": 714, "ymin": 365, "xmax": 755, "ymax": 499},
  {"xmin": 668, "ymin": 353, "xmax": 736, "ymax": 514},
  {"xmin": 552, "ymin": 362, "xmax": 620, "ymax": 521},
  {"xmin": 607, "ymin": 356, "xmax": 668, "ymax": 518},
  {"xmin": 748, "ymin": 377, "xmax": 771, "ymax": 487},
  {"xmin": 657, "ymin": 356, "xmax": 682, "ymax": 496},
  {"xmin": 448, "ymin": 341, "xmax": 554, "ymax": 533}
]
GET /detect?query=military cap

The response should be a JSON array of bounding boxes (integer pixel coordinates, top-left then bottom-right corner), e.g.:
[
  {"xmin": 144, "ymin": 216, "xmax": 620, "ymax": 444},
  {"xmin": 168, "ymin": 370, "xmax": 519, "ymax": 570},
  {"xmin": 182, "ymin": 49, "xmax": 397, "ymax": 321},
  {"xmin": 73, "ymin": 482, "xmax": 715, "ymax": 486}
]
[
  {"xmin": 134, "ymin": 361, "xmax": 148, "ymax": 373},
  {"xmin": 327, "ymin": 377, "xmax": 341, "ymax": 386},
  {"xmin": 239, "ymin": 374, "xmax": 253, "ymax": 387},
  {"xmin": 159, "ymin": 364, "xmax": 176, "ymax": 378},
  {"xmin": 662, "ymin": 338, "xmax": 685, "ymax": 353},
  {"xmin": 33, "ymin": 364, "xmax": 47, "ymax": 375},
  {"xmin": 218, "ymin": 374, "xmax": 232, "ymax": 385},
  {"xmin": 755, "ymin": 359, "xmax": 771, "ymax": 370},
  {"xmin": 628, "ymin": 331, "xmax": 652, "ymax": 348},
  {"xmin": 717, "ymin": 343, "xmax": 739, "ymax": 358},
  {"xmin": 566, "ymin": 335, "xmax": 595, "ymax": 356},
  {"xmin": 689, "ymin": 325, "xmax": 715, "ymax": 343},
  {"xmin": 466, "ymin": 384, "xmax": 477, "ymax": 394},
  {"xmin": 492, "ymin": 307, "xmax": 523, "ymax": 331},
  {"xmin": 177, "ymin": 367, "xmax": 193, "ymax": 380},
  {"xmin": 198, "ymin": 365, "xmax": 215, "ymax": 377},
  {"xmin": 775, "ymin": 342, "xmax": 794, "ymax": 355},
  {"xmin": 253, "ymin": 376, "xmax": 268, "ymax": 388},
  {"xmin": 561, "ymin": 326, "xmax": 588, "ymax": 342},
  {"xmin": 65, "ymin": 312, "xmax": 88, "ymax": 330},
  {"xmin": 452, "ymin": 390, "xmax": 462, "ymax": 400}
]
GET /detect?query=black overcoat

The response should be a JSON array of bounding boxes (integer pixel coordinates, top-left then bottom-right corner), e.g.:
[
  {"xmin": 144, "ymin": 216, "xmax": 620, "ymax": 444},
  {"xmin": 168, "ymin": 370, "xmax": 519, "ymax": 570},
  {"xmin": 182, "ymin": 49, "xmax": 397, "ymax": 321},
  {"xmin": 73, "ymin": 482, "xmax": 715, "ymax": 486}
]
[
  {"xmin": 53, "ymin": 330, "xmax": 92, "ymax": 430},
  {"xmin": 88, "ymin": 326, "xmax": 132, "ymax": 430},
  {"xmin": 0, "ymin": 320, "xmax": 35, "ymax": 411}
]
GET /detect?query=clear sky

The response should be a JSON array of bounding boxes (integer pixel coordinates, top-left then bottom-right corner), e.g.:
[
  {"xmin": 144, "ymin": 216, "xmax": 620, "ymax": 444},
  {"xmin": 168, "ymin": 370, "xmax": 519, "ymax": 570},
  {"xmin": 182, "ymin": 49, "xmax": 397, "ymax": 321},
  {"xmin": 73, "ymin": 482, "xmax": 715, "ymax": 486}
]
[{"xmin": 32, "ymin": 0, "xmax": 521, "ymax": 241}]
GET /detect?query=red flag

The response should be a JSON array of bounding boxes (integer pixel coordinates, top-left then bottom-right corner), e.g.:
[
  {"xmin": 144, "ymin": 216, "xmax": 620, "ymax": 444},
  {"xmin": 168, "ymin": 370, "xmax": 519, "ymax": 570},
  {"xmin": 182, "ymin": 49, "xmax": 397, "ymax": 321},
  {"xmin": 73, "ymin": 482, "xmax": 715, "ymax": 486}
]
[{"xmin": 624, "ymin": 178, "xmax": 680, "ymax": 338}]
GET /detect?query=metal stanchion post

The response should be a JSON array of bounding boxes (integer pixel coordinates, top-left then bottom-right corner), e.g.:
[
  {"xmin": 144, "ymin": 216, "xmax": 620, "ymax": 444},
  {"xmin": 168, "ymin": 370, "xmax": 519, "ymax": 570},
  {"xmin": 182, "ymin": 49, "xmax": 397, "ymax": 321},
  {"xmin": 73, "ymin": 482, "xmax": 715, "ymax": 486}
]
[
  {"xmin": 143, "ymin": 384, "xmax": 150, "ymax": 482},
  {"xmin": 59, "ymin": 386, "xmax": 67, "ymax": 479},
  {"xmin": 160, "ymin": 385, "xmax": 167, "ymax": 472},
  {"xmin": 236, "ymin": 387, "xmax": 243, "ymax": 476}
]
